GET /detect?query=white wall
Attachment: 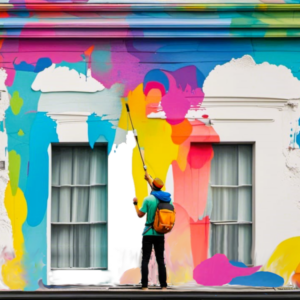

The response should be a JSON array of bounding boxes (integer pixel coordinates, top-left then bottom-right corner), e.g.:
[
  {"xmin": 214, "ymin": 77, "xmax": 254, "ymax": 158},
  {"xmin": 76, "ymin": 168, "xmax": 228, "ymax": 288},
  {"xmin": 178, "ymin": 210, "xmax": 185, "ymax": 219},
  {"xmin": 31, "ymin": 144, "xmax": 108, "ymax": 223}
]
[{"xmin": 203, "ymin": 55, "xmax": 300, "ymax": 265}]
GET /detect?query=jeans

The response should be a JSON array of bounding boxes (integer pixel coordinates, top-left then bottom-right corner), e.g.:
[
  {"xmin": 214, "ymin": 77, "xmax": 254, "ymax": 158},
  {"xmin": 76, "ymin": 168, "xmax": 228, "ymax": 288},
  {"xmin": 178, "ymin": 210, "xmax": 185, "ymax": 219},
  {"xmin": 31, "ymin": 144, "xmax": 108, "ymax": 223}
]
[{"xmin": 141, "ymin": 235, "xmax": 167, "ymax": 288}]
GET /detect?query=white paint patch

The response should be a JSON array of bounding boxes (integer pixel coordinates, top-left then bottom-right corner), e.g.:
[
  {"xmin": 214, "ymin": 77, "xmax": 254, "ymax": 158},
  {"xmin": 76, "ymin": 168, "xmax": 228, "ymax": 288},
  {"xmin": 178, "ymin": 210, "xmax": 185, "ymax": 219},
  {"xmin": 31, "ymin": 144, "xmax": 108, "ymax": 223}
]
[
  {"xmin": 48, "ymin": 112, "xmax": 89, "ymax": 143},
  {"xmin": 38, "ymin": 83, "xmax": 124, "ymax": 128},
  {"xmin": 0, "ymin": 68, "xmax": 14, "ymax": 290},
  {"xmin": 204, "ymin": 55, "xmax": 300, "ymax": 99},
  {"xmin": 165, "ymin": 164, "xmax": 174, "ymax": 197},
  {"xmin": 32, "ymin": 65, "xmax": 105, "ymax": 93},
  {"xmin": 108, "ymin": 132, "xmax": 145, "ymax": 283},
  {"xmin": 147, "ymin": 111, "xmax": 166, "ymax": 119}
]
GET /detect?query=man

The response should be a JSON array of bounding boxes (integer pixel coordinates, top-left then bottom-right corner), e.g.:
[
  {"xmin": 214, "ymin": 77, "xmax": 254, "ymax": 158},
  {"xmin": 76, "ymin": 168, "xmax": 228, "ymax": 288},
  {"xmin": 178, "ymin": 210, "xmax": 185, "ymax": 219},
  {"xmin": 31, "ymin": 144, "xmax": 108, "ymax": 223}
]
[{"xmin": 133, "ymin": 173, "xmax": 172, "ymax": 291}]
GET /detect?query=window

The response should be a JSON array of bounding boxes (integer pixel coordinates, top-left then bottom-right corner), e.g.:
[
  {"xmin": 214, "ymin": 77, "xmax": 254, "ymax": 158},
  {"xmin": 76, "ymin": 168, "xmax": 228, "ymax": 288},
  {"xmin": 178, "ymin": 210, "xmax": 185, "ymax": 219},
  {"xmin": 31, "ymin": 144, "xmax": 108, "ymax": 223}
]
[
  {"xmin": 209, "ymin": 144, "xmax": 253, "ymax": 265},
  {"xmin": 50, "ymin": 145, "xmax": 108, "ymax": 270}
]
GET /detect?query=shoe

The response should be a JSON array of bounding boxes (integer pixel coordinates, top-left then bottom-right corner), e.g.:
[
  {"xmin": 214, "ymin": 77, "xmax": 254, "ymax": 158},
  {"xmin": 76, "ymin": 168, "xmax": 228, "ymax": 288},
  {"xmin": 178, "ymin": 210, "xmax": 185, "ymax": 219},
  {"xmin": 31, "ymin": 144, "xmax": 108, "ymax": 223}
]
[{"xmin": 142, "ymin": 287, "xmax": 148, "ymax": 291}]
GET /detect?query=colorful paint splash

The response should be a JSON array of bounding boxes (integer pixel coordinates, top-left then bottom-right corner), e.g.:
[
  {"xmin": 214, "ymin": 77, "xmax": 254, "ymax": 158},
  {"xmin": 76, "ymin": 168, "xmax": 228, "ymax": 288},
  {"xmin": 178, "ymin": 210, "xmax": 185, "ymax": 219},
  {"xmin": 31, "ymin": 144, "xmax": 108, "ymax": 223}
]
[
  {"xmin": 193, "ymin": 254, "xmax": 261, "ymax": 286},
  {"xmin": 0, "ymin": 36, "xmax": 300, "ymax": 290},
  {"xmin": 262, "ymin": 237, "xmax": 300, "ymax": 285}
]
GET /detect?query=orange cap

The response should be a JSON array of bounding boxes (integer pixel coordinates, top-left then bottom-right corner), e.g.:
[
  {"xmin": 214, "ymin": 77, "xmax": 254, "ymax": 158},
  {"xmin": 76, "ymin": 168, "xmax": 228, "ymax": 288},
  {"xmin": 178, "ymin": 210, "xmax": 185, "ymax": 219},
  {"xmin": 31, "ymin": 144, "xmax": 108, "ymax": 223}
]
[{"xmin": 153, "ymin": 178, "xmax": 164, "ymax": 189}]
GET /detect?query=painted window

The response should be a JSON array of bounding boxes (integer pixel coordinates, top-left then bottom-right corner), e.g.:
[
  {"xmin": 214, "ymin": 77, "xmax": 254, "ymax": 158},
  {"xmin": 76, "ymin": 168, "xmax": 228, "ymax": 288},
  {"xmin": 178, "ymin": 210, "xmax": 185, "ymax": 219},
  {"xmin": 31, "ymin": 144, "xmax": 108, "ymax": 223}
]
[
  {"xmin": 50, "ymin": 145, "xmax": 108, "ymax": 270},
  {"xmin": 210, "ymin": 144, "xmax": 253, "ymax": 265}
]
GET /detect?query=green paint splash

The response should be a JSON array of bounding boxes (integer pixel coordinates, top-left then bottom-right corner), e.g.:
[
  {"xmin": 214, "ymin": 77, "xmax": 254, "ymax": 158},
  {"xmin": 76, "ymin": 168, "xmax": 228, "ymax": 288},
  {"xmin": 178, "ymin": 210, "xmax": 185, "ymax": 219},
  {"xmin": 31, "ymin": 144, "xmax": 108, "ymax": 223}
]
[
  {"xmin": 8, "ymin": 150, "xmax": 21, "ymax": 196},
  {"xmin": 18, "ymin": 129, "xmax": 24, "ymax": 136},
  {"xmin": 11, "ymin": 91, "xmax": 23, "ymax": 115}
]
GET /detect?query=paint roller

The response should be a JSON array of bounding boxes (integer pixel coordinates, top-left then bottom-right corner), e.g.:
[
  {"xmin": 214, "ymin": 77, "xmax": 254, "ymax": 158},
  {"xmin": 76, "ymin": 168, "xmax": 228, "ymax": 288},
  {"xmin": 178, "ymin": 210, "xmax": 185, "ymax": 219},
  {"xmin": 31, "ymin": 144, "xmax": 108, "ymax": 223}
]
[{"xmin": 125, "ymin": 103, "xmax": 153, "ymax": 189}]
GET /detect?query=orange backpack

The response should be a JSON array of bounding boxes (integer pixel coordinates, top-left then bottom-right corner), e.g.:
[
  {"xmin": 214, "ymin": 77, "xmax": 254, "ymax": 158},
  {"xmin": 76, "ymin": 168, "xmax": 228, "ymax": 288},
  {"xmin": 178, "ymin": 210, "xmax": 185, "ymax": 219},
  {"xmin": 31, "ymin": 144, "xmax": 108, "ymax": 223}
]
[{"xmin": 153, "ymin": 202, "xmax": 176, "ymax": 234}]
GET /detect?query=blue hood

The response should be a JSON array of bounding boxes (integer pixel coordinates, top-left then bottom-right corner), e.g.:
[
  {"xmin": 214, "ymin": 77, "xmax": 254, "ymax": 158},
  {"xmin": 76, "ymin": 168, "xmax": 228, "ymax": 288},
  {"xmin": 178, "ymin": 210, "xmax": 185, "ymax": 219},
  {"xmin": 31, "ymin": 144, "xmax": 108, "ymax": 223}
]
[{"xmin": 151, "ymin": 190, "xmax": 171, "ymax": 203}]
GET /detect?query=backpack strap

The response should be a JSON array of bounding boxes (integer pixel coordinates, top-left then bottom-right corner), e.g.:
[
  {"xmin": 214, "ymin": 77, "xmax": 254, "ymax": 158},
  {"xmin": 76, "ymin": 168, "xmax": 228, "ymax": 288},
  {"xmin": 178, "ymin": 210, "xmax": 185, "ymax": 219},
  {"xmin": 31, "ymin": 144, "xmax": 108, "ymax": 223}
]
[{"xmin": 143, "ymin": 223, "xmax": 154, "ymax": 235}]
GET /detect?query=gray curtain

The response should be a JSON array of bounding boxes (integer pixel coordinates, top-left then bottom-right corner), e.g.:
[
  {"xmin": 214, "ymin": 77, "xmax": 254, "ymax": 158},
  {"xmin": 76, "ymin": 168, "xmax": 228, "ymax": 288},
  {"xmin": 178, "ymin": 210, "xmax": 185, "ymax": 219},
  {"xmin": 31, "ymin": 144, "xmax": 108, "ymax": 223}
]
[
  {"xmin": 51, "ymin": 146, "xmax": 108, "ymax": 269},
  {"xmin": 210, "ymin": 145, "xmax": 252, "ymax": 265}
]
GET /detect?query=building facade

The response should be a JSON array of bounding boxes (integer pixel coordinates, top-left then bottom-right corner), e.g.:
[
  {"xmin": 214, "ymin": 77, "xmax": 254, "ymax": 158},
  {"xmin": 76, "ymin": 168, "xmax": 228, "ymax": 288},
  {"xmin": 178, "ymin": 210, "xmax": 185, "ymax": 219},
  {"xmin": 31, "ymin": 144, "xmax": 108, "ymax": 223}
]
[{"xmin": 0, "ymin": 0, "xmax": 300, "ymax": 291}]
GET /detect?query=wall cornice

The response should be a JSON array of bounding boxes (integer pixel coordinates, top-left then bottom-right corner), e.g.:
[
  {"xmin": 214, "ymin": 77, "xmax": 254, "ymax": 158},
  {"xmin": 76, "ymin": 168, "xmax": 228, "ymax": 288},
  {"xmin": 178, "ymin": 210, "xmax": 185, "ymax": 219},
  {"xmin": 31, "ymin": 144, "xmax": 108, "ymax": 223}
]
[{"xmin": 1, "ymin": 3, "xmax": 300, "ymax": 38}]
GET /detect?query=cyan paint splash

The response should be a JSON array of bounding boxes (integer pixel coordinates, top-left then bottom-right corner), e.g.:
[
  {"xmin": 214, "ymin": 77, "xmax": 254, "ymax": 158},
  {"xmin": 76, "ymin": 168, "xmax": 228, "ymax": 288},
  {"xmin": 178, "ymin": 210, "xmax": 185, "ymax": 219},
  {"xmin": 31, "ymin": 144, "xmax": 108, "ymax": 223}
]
[
  {"xmin": 21, "ymin": 112, "xmax": 58, "ymax": 290},
  {"xmin": 0, "ymin": 120, "xmax": 3, "ymax": 132},
  {"xmin": 87, "ymin": 113, "xmax": 115, "ymax": 153},
  {"xmin": 22, "ymin": 214, "xmax": 47, "ymax": 291},
  {"xmin": 6, "ymin": 70, "xmax": 41, "ymax": 192},
  {"xmin": 57, "ymin": 60, "xmax": 86, "ymax": 75},
  {"xmin": 24, "ymin": 112, "xmax": 58, "ymax": 227},
  {"xmin": 296, "ymin": 119, "xmax": 300, "ymax": 147}
]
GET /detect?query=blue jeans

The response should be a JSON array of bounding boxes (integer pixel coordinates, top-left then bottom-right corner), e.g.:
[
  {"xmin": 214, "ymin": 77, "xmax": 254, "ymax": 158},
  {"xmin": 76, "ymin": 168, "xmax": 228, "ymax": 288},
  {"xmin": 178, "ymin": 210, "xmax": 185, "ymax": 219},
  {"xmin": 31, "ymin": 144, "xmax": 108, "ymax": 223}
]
[{"xmin": 141, "ymin": 235, "xmax": 167, "ymax": 288}]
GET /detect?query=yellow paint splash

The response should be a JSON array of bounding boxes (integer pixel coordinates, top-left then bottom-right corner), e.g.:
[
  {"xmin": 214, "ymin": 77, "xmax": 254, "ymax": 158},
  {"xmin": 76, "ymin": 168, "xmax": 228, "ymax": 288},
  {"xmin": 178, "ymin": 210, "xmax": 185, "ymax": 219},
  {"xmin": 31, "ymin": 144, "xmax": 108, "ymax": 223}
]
[
  {"xmin": 118, "ymin": 84, "xmax": 179, "ymax": 208},
  {"xmin": 262, "ymin": 237, "xmax": 300, "ymax": 284},
  {"xmin": 2, "ymin": 182, "xmax": 27, "ymax": 290}
]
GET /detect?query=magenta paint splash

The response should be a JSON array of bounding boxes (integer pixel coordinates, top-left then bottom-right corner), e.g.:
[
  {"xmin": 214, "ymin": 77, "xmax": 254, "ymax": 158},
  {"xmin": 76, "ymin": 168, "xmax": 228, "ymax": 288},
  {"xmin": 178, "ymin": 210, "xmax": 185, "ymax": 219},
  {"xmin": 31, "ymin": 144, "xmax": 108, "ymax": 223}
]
[{"xmin": 161, "ymin": 70, "xmax": 204, "ymax": 125}]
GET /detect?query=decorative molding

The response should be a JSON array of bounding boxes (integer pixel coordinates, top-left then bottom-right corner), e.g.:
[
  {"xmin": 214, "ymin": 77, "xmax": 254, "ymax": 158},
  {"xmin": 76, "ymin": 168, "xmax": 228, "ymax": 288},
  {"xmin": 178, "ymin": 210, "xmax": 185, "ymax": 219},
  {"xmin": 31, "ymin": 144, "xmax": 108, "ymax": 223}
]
[
  {"xmin": 0, "ymin": 9, "xmax": 299, "ymax": 37},
  {"xmin": 2, "ymin": 3, "xmax": 300, "ymax": 11},
  {"xmin": 202, "ymin": 96, "xmax": 293, "ymax": 109}
]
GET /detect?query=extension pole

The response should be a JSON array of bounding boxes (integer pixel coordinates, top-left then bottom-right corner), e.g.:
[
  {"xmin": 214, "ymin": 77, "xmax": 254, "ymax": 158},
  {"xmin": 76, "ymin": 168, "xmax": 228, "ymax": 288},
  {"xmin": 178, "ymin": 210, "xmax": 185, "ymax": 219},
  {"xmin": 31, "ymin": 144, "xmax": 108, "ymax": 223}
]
[
  {"xmin": 125, "ymin": 103, "xmax": 147, "ymax": 171},
  {"xmin": 125, "ymin": 103, "xmax": 154, "ymax": 190}
]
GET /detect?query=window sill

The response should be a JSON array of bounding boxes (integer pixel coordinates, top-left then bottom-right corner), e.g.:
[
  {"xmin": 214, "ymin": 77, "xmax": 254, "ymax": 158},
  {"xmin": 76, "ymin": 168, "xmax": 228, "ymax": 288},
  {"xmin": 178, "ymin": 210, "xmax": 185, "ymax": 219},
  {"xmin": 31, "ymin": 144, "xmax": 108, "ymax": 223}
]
[{"xmin": 48, "ymin": 269, "xmax": 112, "ymax": 286}]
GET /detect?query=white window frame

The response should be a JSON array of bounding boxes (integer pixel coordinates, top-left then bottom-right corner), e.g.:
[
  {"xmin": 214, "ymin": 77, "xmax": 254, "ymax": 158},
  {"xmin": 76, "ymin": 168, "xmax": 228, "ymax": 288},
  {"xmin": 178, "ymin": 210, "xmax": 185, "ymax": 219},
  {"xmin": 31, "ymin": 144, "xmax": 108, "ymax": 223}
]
[
  {"xmin": 47, "ymin": 142, "xmax": 110, "ymax": 285},
  {"xmin": 208, "ymin": 142, "xmax": 255, "ymax": 266}
]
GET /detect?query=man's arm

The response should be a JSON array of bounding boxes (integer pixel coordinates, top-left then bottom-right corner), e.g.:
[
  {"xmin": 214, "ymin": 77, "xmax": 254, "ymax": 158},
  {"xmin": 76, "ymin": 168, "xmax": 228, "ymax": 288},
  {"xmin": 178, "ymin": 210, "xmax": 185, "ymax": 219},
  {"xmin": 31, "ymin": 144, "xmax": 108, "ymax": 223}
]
[
  {"xmin": 144, "ymin": 172, "xmax": 153, "ymax": 190},
  {"xmin": 133, "ymin": 197, "xmax": 145, "ymax": 218}
]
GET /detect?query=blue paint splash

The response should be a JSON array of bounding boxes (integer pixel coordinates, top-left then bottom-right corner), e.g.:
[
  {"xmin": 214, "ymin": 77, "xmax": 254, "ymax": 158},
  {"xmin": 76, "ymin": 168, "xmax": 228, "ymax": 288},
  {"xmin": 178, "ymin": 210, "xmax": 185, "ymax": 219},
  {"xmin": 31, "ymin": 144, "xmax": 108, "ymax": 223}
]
[
  {"xmin": 229, "ymin": 261, "xmax": 247, "ymax": 268},
  {"xmin": 14, "ymin": 58, "xmax": 52, "ymax": 73},
  {"xmin": 34, "ymin": 58, "xmax": 52, "ymax": 73},
  {"xmin": 229, "ymin": 271, "xmax": 284, "ymax": 288}
]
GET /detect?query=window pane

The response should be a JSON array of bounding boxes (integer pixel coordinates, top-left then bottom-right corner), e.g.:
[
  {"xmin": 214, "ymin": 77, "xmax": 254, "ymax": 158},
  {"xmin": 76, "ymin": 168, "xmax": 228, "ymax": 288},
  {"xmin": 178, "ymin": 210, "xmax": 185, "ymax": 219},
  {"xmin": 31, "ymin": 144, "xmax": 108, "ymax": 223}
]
[
  {"xmin": 72, "ymin": 147, "xmax": 91, "ymax": 185},
  {"xmin": 51, "ymin": 225, "xmax": 72, "ymax": 268},
  {"xmin": 90, "ymin": 147, "xmax": 108, "ymax": 184},
  {"xmin": 89, "ymin": 187, "xmax": 107, "ymax": 222},
  {"xmin": 59, "ymin": 147, "xmax": 73, "ymax": 185},
  {"xmin": 73, "ymin": 225, "xmax": 90, "ymax": 268},
  {"xmin": 210, "ymin": 224, "xmax": 252, "ymax": 265},
  {"xmin": 51, "ymin": 187, "xmax": 72, "ymax": 222},
  {"xmin": 90, "ymin": 224, "xmax": 108, "ymax": 268},
  {"xmin": 51, "ymin": 224, "xmax": 107, "ymax": 268},
  {"xmin": 211, "ymin": 188, "xmax": 238, "ymax": 221},
  {"xmin": 238, "ymin": 145, "xmax": 252, "ymax": 185},
  {"xmin": 238, "ymin": 187, "xmax": 252, "ymax": 222},
  {"xmin": 211, "ymin": 145, "xmax": 238, "ymax": 186},
  {"xmin": 71, "ymin": 187, "xmax": 90, "ymax": 222}
]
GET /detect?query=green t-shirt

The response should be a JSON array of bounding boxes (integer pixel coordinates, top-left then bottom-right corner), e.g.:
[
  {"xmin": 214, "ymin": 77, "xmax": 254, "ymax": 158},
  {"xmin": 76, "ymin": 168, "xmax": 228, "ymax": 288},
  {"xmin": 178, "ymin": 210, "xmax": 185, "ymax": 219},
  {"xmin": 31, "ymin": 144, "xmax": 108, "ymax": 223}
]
[{"xmin": 140, "ymin": 195, "xmax": 163, "ymax": 236}]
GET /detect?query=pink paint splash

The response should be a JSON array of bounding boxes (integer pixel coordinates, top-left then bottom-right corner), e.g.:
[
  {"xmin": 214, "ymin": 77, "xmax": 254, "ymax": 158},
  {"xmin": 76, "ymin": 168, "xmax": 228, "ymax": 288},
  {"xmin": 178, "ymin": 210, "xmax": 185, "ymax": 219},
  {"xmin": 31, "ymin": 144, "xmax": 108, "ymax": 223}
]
[
  {"xmin": 161, "ymin": 71, "xmax": 204, "ymax": 125},
  {"xmin": 193, "ymin": 254, "xmax": 261, "ymax": 286},
  {"xmin": 187, "ymin": 143, "xmax": 213, "ymax": 169}
]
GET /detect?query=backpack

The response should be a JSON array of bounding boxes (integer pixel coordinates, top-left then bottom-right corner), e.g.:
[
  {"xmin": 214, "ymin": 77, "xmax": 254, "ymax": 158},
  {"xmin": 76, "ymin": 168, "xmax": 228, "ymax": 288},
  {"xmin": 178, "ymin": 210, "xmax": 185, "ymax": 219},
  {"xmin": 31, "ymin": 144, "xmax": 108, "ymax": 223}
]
[{"xmin": 153, "ymin": 202, "xmax": 176, "ymax": 234}]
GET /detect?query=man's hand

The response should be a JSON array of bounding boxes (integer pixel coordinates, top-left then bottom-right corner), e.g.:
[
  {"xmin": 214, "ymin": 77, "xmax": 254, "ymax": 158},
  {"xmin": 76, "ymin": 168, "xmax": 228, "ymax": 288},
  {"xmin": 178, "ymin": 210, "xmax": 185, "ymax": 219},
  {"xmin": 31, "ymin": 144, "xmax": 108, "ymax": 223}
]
[{"xmin": 133, "ymin": 196, "xmax": 145, "ymax": 218}]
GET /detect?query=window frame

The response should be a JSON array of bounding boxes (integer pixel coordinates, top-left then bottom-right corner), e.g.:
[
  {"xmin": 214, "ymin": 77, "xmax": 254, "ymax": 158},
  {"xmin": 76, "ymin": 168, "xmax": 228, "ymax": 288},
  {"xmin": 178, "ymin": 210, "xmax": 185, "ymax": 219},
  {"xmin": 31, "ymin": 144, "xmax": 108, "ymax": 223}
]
[
  {"xmin": 208, "ymin": 142, "xmax": 255, "ymax": 266},
  {"xmin": 47, "ymin": 142, "xmax": 109, "ymax": 282}
]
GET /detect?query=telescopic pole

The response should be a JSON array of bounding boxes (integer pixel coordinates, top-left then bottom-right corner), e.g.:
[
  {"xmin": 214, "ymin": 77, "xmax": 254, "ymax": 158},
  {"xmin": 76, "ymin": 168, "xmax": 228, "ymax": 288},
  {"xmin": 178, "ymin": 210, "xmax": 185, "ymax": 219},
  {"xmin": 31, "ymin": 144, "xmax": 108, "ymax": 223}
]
[{"xmin": 125, "ymin": 103, "xmax": 153, "ymax": 189}]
